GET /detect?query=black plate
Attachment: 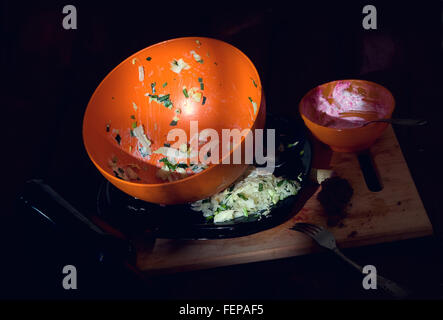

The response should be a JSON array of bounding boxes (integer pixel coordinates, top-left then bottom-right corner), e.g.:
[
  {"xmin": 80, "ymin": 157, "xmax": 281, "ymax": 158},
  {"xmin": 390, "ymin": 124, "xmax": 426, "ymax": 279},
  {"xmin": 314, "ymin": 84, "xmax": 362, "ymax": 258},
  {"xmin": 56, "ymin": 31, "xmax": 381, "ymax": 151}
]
[{"xmin": 96, "ymin": 114, "xmax": 313, "ymax": 239}]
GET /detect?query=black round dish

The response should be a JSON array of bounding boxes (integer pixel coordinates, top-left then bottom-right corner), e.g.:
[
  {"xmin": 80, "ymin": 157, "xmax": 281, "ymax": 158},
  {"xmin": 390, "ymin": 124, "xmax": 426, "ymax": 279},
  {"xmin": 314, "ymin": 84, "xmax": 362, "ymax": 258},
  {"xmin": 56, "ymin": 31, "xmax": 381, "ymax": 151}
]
[{"xmin": 96, "ymin": 114, "xmax": 313, "ymax": 239}]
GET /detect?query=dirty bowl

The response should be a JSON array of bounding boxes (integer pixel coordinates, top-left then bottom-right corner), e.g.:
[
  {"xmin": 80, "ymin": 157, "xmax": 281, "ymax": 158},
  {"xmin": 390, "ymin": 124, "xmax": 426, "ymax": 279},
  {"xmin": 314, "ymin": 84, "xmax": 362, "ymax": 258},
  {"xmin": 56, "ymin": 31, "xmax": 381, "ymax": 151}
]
[
  {"xmin": 299, "ymin": 79, "xmax": 395, "ymax": 152},
  {"xmin": 83, "ymin": 37, "xmax": 265, "ymax": 204}
]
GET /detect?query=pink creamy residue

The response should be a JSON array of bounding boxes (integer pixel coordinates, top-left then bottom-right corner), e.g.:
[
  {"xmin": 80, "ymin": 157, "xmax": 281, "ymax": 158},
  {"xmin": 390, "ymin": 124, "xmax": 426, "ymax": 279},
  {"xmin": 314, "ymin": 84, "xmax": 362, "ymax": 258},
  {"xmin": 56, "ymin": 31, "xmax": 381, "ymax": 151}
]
[{"xmin": 302, "ymin": 81, "xmax": 390, "ymax": 128}]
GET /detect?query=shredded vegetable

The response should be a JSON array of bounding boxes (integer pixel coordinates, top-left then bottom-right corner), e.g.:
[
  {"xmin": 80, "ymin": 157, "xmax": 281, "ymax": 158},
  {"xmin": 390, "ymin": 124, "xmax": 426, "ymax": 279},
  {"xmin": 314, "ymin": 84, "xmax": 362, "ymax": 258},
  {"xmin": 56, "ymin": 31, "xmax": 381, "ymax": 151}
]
[
  {"xmin": 132, "ymin": 125, "xmax": 152, "ymax": 158},
  {"xmin": 170, "ymin": 58, "xmax": 190, "ymax": 74},
  {"xmin": 190, "ymin": 50, "xmax": 204, "ymax": 63},
  {"xmin": 138, "ymin": 66, "xmax": 144, "ymax": 82},
  {"xmin": 191, "ymin": 167, "xmax": 300, "ymax": 223}
]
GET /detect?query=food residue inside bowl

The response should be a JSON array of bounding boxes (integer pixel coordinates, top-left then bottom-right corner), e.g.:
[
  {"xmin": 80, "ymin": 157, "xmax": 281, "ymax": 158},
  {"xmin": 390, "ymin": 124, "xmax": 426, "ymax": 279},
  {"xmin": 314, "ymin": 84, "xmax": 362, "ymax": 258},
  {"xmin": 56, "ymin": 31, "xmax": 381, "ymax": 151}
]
[
  {"xmin": 101, "ymin": 38, "xmax": 262, "ymax": 185},
  {"xmin": 301, "ymin": 80, "xmax": 391, "ymax": 128}
]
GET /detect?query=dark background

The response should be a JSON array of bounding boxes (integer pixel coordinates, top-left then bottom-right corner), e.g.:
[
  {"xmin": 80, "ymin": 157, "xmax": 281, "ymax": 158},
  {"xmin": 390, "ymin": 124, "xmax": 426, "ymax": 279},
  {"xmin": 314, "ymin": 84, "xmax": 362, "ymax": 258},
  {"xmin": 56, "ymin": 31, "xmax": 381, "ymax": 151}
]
[{"xmin": 1, "ymin": 0, "xmax": 443, "ymax": 300}]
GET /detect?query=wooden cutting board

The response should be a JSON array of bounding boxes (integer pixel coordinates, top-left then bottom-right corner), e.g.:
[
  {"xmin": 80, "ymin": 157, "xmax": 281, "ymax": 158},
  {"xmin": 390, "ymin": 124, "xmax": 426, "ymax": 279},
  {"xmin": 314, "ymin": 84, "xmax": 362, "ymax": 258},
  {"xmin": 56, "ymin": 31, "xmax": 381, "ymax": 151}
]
[{"xmin": 135, "ymin": 126, "xmax": 433, "ymax": 274}]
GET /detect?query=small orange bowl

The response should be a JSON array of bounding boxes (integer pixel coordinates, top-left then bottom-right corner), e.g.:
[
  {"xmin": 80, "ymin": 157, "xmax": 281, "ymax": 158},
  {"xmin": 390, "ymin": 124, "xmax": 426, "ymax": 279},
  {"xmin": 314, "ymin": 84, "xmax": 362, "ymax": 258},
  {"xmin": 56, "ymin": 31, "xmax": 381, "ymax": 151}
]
[{"xmin": 299, "ymin": 79, "xmax": 395, "ymax": 152}]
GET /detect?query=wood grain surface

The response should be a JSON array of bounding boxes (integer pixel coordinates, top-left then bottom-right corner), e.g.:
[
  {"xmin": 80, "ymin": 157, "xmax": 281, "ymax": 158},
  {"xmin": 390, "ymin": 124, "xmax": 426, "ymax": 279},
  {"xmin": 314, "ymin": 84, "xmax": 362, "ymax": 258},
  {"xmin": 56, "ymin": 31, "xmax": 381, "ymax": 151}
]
[{"xmin": 135, "ymin": 126, "xmax": 433, "ymax": 274}]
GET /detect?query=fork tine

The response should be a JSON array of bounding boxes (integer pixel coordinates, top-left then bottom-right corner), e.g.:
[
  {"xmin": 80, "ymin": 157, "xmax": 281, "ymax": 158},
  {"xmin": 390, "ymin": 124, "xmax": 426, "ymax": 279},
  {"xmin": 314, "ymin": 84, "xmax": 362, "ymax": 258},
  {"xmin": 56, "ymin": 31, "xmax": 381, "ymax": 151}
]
[
  {"xmin": 291, "ymin": 225, "xmax": 314, "ymax": 237},
  {"xmin": 301, "ymin": 223, "xmax": 323, "ymax": 232},
  {"xmin": 298, "ymin": 223, "xmax": 319, "ymax": 238},
  {"xmin": 290, "ymin": 225, "xmax": 304, "ymax": 232},
  {"xmin": 291, "ymin": 225, "xmax": 308, "ymax": 232},
  {"xmin": 292, "ymin": 223, "xmax": 310, "ymax": 231},
  {"xmin": 296, "ymin": 223, "xmax": 322, "ymax": 234}
]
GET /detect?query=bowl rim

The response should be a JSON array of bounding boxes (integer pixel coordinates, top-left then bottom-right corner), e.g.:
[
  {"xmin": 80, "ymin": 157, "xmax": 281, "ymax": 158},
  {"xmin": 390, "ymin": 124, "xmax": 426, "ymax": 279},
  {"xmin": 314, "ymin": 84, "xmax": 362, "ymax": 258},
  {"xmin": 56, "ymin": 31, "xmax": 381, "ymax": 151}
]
[
  {"xmin": 82, "ymin": 36, "xmax": 264, "ymax": 188},
  {"xmin": 298, "ymin": 79, "xmax": 396, "ymax": 132}
]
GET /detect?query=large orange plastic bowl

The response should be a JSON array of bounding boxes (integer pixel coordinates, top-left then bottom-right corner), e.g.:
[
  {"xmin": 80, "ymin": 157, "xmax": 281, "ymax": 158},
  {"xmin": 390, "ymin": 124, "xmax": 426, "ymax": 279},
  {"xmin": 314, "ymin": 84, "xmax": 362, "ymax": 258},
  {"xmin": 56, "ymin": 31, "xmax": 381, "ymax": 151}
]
[
  {"xmin": 83, "ymin": 37, "xmax": 265, "ymax": 204},
  {"xmin": 299, "ymin": 79, "xmax": 395, "ymax": 152}
]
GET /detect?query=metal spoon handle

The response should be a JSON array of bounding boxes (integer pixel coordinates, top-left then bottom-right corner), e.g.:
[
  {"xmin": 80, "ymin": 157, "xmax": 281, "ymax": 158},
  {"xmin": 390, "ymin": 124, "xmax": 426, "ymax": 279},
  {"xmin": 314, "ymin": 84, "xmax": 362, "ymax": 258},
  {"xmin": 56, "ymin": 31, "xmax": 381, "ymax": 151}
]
[{"xmin": 364, "ymin": 118, "xmax": 428, "ymax": 127}]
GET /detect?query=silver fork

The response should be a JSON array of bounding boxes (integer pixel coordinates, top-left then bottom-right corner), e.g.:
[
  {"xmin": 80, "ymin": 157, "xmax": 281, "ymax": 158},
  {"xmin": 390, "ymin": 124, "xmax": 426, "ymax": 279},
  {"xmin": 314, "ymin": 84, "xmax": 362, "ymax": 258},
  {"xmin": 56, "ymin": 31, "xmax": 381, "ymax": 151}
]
[{"xmin": 291, "ymin": 222, "xmax": 411, "ymax": 299}]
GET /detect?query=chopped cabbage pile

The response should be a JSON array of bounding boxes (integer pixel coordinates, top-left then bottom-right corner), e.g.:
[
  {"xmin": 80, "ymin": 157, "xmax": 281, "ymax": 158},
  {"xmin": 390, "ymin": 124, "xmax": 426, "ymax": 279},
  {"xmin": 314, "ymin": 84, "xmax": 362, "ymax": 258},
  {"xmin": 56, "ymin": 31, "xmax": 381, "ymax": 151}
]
[{"xmin": 191, "ymin": 167, "xmax": 301, "ymax": 223}]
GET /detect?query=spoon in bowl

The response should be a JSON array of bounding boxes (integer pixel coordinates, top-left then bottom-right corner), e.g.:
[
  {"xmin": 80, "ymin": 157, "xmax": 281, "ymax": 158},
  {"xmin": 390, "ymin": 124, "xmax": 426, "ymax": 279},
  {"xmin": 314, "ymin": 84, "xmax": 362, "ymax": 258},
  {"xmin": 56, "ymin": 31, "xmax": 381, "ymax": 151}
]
[{"xmin": 339, "ymin": 110, "xmax": 428, "ymax": 127}]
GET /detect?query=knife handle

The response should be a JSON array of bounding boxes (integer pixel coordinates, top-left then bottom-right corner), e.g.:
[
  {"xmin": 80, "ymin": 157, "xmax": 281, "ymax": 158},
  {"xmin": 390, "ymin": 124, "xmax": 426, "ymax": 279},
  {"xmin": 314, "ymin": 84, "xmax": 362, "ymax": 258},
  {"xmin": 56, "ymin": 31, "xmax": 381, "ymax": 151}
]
[{"xmin": 15, "ymin": 179, "xmax": 136, "ymax": 265}]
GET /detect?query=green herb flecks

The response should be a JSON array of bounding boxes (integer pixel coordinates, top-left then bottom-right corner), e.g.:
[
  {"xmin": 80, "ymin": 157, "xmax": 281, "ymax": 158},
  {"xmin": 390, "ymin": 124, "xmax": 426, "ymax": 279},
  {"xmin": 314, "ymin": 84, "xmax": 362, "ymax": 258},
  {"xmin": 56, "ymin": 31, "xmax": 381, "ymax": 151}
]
[
  {"xmin": 130, "ymin": 115, "xmax": 136, "ymax": 119},
  {"xmin": 258, "ymin": 183, "xmax": 263, "ymax": 192},
  {"xmin": 202, "ymin": 96, "xmax": 207, "ymax": 105},
  {"xmin": 151, "ymin": 82, "xmax": 156, "ymax": 94},
  {"xmin": 287, "ymin": 141, "xmax": 299, "ymax": 148},
  {"xmin": 215, "ymin": 206, "xmax": 227, "ymax": 214},
  {"xmin": 115, "ymin": 134, "xmax": 121, "ymax": 145},
  {"xmin": 248, "ymin": 97, "xmax": 257, "ymax": 114},
  {"xmin": 164, "ymin": 143, "xmax": 171, "ymax": 147},
  {"xmin": 163, "ymin": 100, "xmax": 172, "ymax": 108},
  {"xmin": 162, "ymin": 82, "xmax": 168, "ymax": 88},
  {"xmin": 113, "ymin": 170, "xmax": 121, "ymax": 179},
  {"xmin": 159, "ymin": 157, "xmax": 176, "ymax": 171},
  {"xmin": 205, "ymin": 215, "xmax": 213, "ymax": 221},
  {"xmin": 158, "ymin": 94, "xmax": 170, "ymax": 102},
  {"xmin": 170, "ymin": 119, "xmax": 178, "ymax": 126},
  {"xmin": 159, "ymin": 158, "xmax": 188, "ymax": 172},
  {"xmin": 155, "ymin": 93, "xmax": 173, "ymax": 109},
  {"xmin": 146, "ymin": 57, "xmax": 152, "ymax": 61},
  {"xmin": 131, "ymin": 121, "xmax": 137, "ymax": 129},
  {"xmin": 237, "ymin": 193, "xmax": 248, "ymax": 200},
  {"xmin": 198, "ymin": 77, "xmax": 203, "ymax": 83},
  {"xmin": 300, "ymin": 150, "xmax": 305, "ymax": 156},
  {"xmin": 251, "ymin": 78, "xmax": 258, "ymax": 88},
  {"xmin": 243, "ymin": 208, "xmax": 248, "ymax": 217},
  {"xmin": 277, "ymin": 180, "xmax": 286, "ymax": 187},
  {"xmin": 183, "ymin": 88, "xmax": 189, "ymax": 98},
  {"xmin": 200, "ymin": 83, "xmax": 204, "ymax": 90}
]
